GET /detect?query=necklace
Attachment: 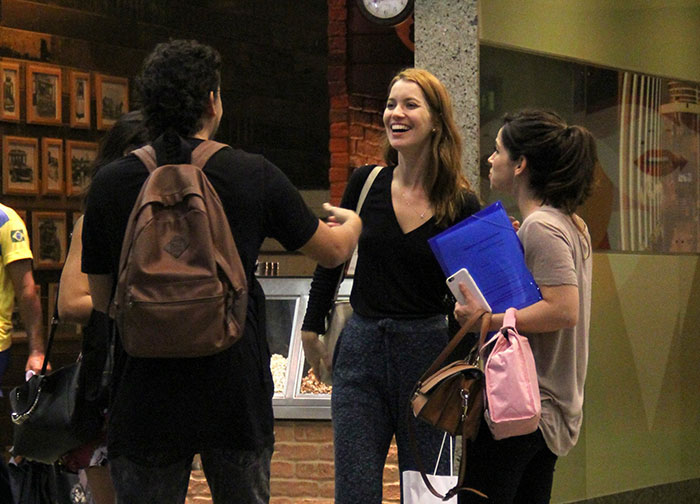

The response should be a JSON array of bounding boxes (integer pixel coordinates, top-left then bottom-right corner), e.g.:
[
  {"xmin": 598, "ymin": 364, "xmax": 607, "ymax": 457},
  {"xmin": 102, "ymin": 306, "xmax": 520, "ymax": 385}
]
[{"xmin": 401, "ymin": 190, "xmax": 430, "ymax": 219}]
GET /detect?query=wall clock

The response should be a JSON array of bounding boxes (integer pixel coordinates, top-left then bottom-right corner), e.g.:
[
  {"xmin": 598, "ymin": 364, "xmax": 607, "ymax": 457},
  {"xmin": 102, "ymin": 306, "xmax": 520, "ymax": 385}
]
[{"xmin": 356, "ymin": 0, "xmax": 414, "ymax": 26}]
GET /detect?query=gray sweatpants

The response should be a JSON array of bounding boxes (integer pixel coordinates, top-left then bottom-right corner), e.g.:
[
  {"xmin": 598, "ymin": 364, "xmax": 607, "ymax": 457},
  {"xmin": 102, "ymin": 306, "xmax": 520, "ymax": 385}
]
[{"xmin": 331, "ymin": 313, "xmax": 452, "ymax": 504}]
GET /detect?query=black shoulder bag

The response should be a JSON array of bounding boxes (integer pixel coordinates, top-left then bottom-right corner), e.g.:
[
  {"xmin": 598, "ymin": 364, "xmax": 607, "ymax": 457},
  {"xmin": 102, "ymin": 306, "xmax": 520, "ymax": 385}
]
[{"xmin": 9, "ymin": 293, "xmax": 111, "ymax": 464}]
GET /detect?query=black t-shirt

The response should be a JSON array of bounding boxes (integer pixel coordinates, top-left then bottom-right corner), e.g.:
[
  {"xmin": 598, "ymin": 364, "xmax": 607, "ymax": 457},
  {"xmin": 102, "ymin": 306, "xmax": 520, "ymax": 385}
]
[
  {"xmin": 302, "ymin": 164, "xmax": 481, "ymax": 334},
  {"xmin": 82, "ymin": 136, "xmax": 319, "ymax": 458}
]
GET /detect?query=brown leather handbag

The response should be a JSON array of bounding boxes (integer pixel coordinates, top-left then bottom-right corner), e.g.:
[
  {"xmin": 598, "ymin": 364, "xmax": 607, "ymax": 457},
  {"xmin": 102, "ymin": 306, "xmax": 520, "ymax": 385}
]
[
  {"xmin": 411, "ymin": 359, "xmax": 484, "ymax": 438},
  {"xmin": 408, "ymin": 310, "xmax": 491, "ymax": 500}
]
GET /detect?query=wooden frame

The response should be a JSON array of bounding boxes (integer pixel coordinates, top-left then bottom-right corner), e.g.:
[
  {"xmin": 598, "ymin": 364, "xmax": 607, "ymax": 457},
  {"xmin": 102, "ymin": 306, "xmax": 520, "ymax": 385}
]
[
  {"xmin": 15, "ymin": 209, "xmax": 27, "ymax": 224},
  {"xmin": 95, "ymin": 73, "xmax": 128, "ymax": 130},
  {"xmin": 26, "ymin": 63, "xmax": 62, "ymax": 125},
  {"xmin": 0, "ymin": 61, "xmax": 21, "ymax": 122},
  {"xmin": 31, "ymin": 211, "xmax": 67, "ymax": 269},
  {"xmin": 41, "ymin": 137, "xmax": 64, "ymax": 195},
  {"xmin": 3, "ymin": 135, "xmax": 40, "ymax": 195},
  {"xmin": 69, "ymin": 70, "xmax": 91, "ymax": 128},
  {"xmin": 65, "ymin": 140, "xmax": 97, "ymax": 197}
]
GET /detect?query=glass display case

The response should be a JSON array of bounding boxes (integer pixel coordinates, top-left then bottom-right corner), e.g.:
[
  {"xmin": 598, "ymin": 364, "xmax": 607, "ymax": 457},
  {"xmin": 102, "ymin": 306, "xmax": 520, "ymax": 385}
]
[{"xmin": 259, "ymin": 276, "xmax": 352, "ymax": 419}]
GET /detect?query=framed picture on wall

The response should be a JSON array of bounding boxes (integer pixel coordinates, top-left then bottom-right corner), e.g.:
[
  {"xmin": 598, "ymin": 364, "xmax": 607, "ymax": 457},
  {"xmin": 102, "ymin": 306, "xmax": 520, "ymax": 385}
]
[
  {"xmin": 41, "ymin": 137, "xmax": 64, "ymax": 195},
  {"xmin": 0, "ymin": 61, "xmax": 21, "ymax": 122},
  {"xmin": 14, "ymin": 210, "xmax": 29, "ymax": 247},
  {"xmin": 26, "ymin": 64, "xmax": 62, "ymax": 125},
  {"xmin": 69, "ymin": 70, "xmax": 91, "ymax": 128},
  {"xmin": 2, "ymin": 135, "xmax": 40, "ymax": 195},
  {"xmin": 95, "ymin": 73, "xmax": 128, "ymax": 130},
  {"xmin": 31, "ymin": 211, "xmax": 67, "ymax": 269},
  {"xmin": 15, "ymin": 209, "xmax": 27, "ymax": 225},
  {"xmin": 65, "ymin": 140, "xmax": 97, "ymax": 197}
]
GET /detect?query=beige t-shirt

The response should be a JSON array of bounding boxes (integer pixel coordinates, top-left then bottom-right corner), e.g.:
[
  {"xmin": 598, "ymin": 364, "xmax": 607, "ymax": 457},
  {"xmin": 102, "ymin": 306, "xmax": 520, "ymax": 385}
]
[{"xmin": 518, "ymin": 206, "xmax": 592, "ymax": 456}]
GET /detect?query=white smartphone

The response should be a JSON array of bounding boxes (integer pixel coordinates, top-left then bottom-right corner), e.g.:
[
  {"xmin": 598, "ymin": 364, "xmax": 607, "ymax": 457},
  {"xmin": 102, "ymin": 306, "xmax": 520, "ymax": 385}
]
[{"xmin": 446, "ymin": 267, "xmax": 492, "ymax": 312}]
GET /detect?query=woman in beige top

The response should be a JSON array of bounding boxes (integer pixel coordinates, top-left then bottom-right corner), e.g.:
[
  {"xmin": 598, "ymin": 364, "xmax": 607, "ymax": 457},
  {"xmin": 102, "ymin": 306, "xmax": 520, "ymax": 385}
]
[{"xmin": 455, "ymin": 109, "xmax": 597, "ymax": 503}]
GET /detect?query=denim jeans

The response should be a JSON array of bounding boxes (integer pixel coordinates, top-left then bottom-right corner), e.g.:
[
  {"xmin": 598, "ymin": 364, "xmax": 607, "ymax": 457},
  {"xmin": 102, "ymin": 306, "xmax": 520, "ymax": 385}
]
[
  {"xmin": 110, "ymin": 445, "xmax": 273, "ymax": 504},
  {"xmin": 459, "ymin": 418, "xmax": 558, "ymax": 504}
]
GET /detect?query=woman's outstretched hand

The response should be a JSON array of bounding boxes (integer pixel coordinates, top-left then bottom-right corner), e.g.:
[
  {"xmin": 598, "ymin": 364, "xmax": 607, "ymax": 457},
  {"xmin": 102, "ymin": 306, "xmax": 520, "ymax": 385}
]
[{"xmin": 323, "ymin": 203, "xmax": 357, "ymax": 227}]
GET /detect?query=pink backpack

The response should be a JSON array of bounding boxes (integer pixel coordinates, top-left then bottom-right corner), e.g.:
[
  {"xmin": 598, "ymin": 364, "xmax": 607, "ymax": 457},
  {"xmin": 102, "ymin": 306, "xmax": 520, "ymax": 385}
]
[{"xmin": 480, "ymin": 308, "xmax": 541, "ymax": 440}]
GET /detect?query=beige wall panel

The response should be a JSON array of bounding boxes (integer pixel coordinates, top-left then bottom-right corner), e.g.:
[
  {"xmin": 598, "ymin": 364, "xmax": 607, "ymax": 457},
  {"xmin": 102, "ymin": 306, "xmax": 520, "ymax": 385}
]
[{"xmin": 481, "ymin": 0, "xmax": 700, "ymax": 82}]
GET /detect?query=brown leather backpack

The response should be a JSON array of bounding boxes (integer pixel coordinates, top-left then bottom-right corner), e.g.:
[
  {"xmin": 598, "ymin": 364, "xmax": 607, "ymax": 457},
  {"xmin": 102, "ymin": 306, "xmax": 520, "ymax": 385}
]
[{"xmin": 110, "ymin": 140, "xmax": 248, "ymax": 358}]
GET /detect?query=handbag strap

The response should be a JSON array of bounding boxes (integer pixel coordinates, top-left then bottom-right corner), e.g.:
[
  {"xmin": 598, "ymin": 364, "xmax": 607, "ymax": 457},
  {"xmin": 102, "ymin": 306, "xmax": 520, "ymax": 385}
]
[
  {"xmin": 502, "ymin": 307, "xmax": 517, "ymax": 328},
  {"xmin": 433, "ymin": 432, "xmax": 453, "ymax": 475},
  {"xmin": 417, "ymin": 311, "xmax": 491, "ymax": 384},
  {"xmin": 406, "ymin": 395, "xmax": 487, "ymax": 500},
  {"xmin": 405, "ymin": 313, "xmax": 492, "ymax": 500},
  {"xmin": 39, "ymin": 285, "xmax": 61, "ymax": 376},
  {"xmin": 330, "ymin": 165, "xmax": 383, "ymax": 299},
  {"xmin": 480, "ymin": 307, "xmax": 517, "ymax": 356},
  {"xmin": 356, "ymin": 165, "xmax": 383, "ymax": 215}
]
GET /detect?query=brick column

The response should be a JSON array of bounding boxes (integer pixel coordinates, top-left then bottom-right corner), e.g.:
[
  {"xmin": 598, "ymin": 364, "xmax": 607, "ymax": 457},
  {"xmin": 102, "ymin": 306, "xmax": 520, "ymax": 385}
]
[
  {"xmin": 328, "ymin": 0, "xmax": 350, "ymax": 205},
  {"xmin": 349, "ymin": 94, "xmax": 386, "ymax": 170}
]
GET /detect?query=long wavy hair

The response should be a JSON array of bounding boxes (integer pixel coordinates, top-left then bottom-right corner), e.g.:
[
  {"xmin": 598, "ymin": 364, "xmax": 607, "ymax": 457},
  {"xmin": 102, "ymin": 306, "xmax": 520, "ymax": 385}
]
[{"xmin": 382, "ymin": 68, "xmax": 471, "ymax": 226}]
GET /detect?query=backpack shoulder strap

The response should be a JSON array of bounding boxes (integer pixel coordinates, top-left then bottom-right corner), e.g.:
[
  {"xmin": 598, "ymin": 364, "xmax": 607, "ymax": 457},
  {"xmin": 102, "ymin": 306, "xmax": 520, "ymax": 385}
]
[
  {"xmin": 131, "ymin": 141, "xmax": 228, "ymax": 172},
  {"xmin": 131, "ymin": 145, "xmax": 158, "ymax": 172},
  {"xmin": 191, "ymin": 140, "xmax": 229, "ymax": 169}
]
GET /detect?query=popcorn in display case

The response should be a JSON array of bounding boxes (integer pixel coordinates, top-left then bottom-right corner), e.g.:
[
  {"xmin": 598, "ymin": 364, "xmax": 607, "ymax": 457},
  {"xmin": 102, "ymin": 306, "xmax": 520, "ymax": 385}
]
[
  {"xmin": 259, "ymin": 277, "xmax": 352, "ymax": 419},
  {"xmin": 266, "ymin": 297, "xmax": 297, "ymax": 397}
]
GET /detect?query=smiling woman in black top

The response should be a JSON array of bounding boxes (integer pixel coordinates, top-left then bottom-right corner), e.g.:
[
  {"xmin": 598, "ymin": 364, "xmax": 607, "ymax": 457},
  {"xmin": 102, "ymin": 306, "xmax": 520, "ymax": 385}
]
[{"xmin": 301, "ymin": 68, "xmax": 481, "ymax": 504}]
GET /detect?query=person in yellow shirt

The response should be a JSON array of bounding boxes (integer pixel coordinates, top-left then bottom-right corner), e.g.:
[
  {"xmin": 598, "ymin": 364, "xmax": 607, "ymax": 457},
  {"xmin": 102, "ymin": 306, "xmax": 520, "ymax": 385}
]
[{"xmin": 0, "ymin": 203, "xmax": 45, "ymax": 501}]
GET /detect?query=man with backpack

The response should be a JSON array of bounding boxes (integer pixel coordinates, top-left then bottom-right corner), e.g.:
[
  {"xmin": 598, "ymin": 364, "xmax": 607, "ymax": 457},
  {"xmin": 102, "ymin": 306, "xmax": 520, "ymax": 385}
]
[{"xmin": 81, "ymin": 39, "xmax": 361, "ymax": 504}]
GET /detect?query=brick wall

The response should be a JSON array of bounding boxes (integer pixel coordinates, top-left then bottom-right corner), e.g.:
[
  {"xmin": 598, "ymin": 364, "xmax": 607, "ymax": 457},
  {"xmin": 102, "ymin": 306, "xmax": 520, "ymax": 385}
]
[
  {"xmin": 327, "ymin": 0, "xmax": 413, "ymax": 204},
  {"xmin": 327, "ymin": 0, "xmax": 351, "ymax": 204},
  {"xmin": 328, "ymin": 88, "xmax": 386, "ymax": 206},
  {"xmin": 185, "ymin": 420, "xmax": 401, "ymax": 504},
  {"xmin": 348, "ymin": 93, "xmax": 386, "ymax": 171}
]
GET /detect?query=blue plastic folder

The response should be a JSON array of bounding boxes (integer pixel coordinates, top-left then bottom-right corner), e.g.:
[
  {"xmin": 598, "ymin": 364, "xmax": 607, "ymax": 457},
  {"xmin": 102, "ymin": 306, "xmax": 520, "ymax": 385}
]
[{"xmin": 429, "ymin": 201, "xmax": 542, "ymax": 313}]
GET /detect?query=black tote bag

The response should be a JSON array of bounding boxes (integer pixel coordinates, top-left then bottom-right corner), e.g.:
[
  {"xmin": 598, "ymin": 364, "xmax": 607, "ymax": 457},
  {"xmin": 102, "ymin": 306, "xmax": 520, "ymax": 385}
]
[{"xmin": 9, "ymin": 302, "xmax": 107, "ymax": 464}]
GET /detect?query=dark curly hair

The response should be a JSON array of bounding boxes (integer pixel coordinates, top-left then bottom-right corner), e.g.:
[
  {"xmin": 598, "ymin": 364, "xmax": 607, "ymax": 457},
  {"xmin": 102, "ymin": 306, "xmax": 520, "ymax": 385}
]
[
  {"xmin": 137, "ymin": 39, "xmax": 221, "ymax": 139},
  {"xmin": 500, "ymin": 110, "xmax": 597, "ymax": 215}
]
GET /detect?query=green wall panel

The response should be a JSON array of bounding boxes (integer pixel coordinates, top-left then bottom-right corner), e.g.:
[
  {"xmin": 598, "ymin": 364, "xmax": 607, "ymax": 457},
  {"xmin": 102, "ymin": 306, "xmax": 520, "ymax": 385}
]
[{"xmin": 552, "ymin": 253, "xmax": 700, "ymax": 502}]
